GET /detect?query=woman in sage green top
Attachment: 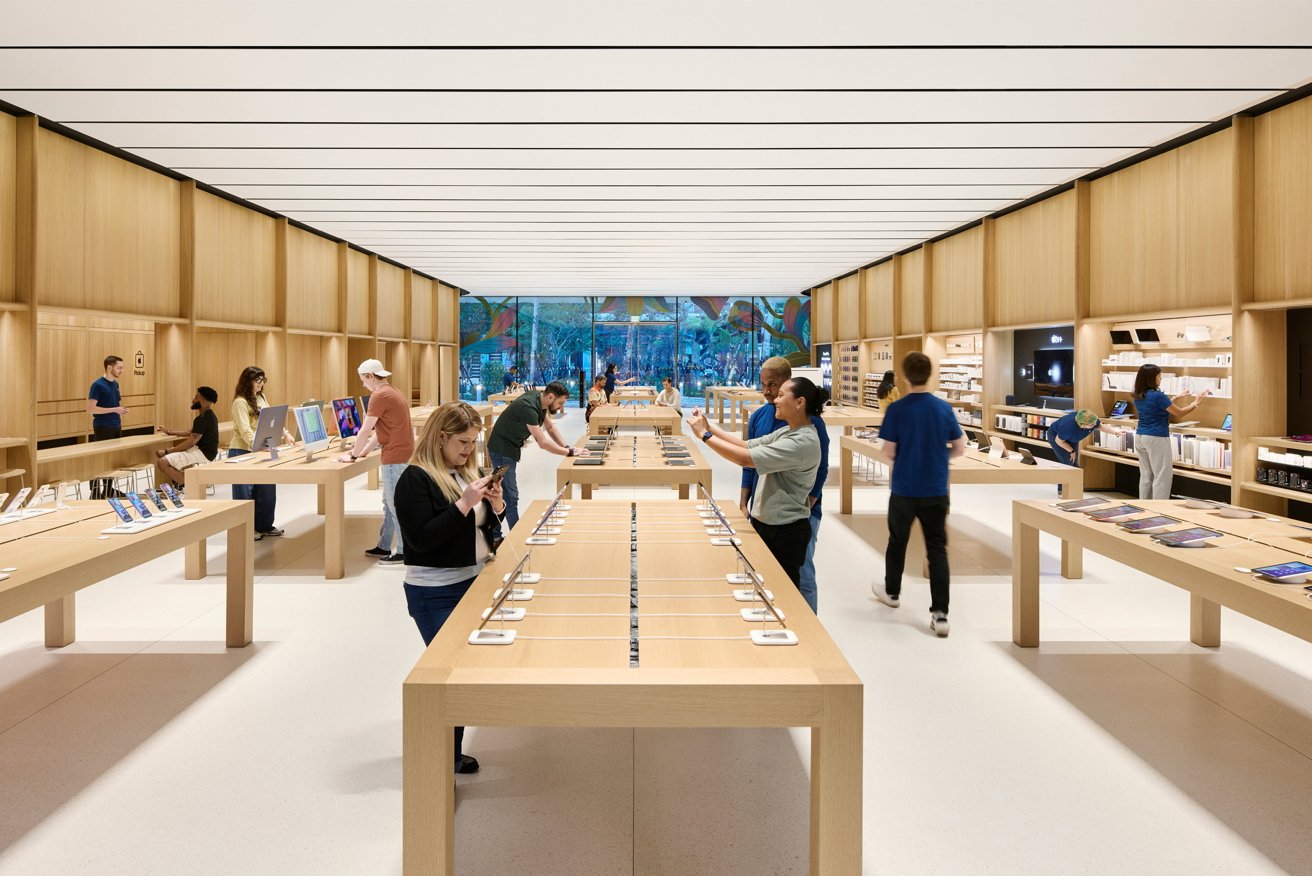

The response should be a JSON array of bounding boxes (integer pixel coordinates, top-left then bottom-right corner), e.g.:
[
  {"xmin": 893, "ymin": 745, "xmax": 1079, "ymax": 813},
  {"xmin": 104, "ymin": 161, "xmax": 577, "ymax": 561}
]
[{"xmin": 687, "ymin": 376, "xmax": 826, "ymax": 588}]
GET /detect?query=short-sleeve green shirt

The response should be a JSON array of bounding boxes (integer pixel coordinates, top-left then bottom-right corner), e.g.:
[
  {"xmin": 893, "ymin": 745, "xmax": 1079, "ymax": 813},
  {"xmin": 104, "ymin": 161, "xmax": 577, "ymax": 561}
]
[
  {"xmin": 746, "ymin": 424, "xmax": 820, "ymax": 525},
  {"xmin": 487, "ymin": 390, "xmax": 547, "ymax": 461}
]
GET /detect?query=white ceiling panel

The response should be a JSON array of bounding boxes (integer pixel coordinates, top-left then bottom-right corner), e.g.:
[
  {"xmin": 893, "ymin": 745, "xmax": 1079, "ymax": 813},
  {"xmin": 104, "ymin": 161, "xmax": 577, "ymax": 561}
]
[{"xmin": 2, "ymin": 5, "xmax": 1311, "ymax": 297}]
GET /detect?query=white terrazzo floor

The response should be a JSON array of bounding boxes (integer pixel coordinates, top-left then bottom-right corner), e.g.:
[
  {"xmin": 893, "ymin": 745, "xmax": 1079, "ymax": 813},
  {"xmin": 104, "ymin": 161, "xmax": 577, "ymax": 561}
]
[{"xmin": 1, "ymin": 407, "xmax": 1309, "ymax": 875}]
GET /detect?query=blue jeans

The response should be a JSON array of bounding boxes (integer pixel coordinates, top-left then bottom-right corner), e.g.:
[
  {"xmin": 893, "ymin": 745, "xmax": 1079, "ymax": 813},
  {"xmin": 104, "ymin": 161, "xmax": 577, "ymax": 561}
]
[
  {"xmin": 377, "ymin": 463, "xmax": 406, "ymax": 552},
  {"xmin": 405, "ymin": 578, "xmax": 476, "ymax": 763},
  {"xmin": 227, "ymin": 448, "xmax": 277, "ymax": 532},
  {"xmin": 798, "ymin": 514, "xmax": 820, "ymax": 614},
  {"xmin": 489, "ymin": 451, "xmax": 519, "ymax": 529}
]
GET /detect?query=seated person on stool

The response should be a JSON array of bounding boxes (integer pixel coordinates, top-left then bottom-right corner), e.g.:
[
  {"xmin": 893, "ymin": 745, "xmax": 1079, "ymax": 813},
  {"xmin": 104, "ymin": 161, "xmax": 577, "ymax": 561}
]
[
  {"xmin": 156, "ymin": 386, "xmax": 221, "ymax": 490},
  {"xmin": 655, "ymin": 376, "xmax": 682, "ymax": 411}
]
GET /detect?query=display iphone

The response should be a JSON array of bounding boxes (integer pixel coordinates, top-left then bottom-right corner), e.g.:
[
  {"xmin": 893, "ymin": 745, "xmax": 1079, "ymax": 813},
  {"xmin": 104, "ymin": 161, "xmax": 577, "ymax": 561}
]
[
  {"xmin": 1056, "ymin": 498, "xmax": 1108, "ymax": 512},
  {"xmin": 159, "ymin": 482, "xmax": 185, "ymax": 508},
  {"xmin": 0, "ymin": 493, "xmax": 9, "ymax": 512},
  {"xmin": 144, "ymin": 488, "xmax": 170, "ymax": 513},
  {"xmin": 1152, "ymin": 527, "xmax": 1223, "ymax": 546},
  {"xmin": 125, "ymin": 492, "xmax": 153, "ymax": 519},
  {"xmin": 107, "ymin": 497, "xmax": 134, "ymax": 523},
  {"xmin": 1086, "ymin": 504, "xmax": 1143, "ymax": 521},
  {"xmin": 3, "ymin": 488, "xmax": 32, "ymax": 515},
  {"xmin": 1118, "ymin": 515, "xmax": 1180, "ymax": 532},
  {"xmin": 1251, "ymin": 561, "xmax": 1312, "ymax": 582}
]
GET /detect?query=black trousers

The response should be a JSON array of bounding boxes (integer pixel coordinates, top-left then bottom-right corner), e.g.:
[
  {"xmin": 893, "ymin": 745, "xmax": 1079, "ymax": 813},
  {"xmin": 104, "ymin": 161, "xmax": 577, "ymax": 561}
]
[
  {"xmin": 750, "ymin": 516, "xmax": 812, "ymax": 589},
  {"xmin": 885, "ymin": 494, "xmax": 951, "ymax": 614},
  {"xmin": 89, "ymin": 425, "xmax": 122, "ymax": 499}
]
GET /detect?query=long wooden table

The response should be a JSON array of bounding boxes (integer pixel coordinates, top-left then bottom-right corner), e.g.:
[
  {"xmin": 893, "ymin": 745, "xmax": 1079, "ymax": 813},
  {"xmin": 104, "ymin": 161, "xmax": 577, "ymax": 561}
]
[
  {"xmin": 1013, "ymin": 498, "xmax": 1312, "ymax": 648},
  {"xmin": 0, "ymin": 500, "xmax": 253, "ymax": 647},
  {"xmin": 611, "ymin": 387, "xmax": 658, "ymax": 404},
  {"xmin": 840, "ymin": 436, "xmax": 1084, "ymax": 578},
  {"xmin": 37, "ymin": 433, "xmax": 176, "ymax": 485},
  {"xmin": 556, "ymin": 433, "xmax": 712, "ymax": 499},
  {"xmin": 703, "ymin": 385, "xmax": 752, "ymax": 423},
  {"xmin": 587, "ymin": 404, "xmax": 683, "ymax": 435},
  {"xmin": 183, "ymin": 446, "xmax": 380, "ymax": 580},
  {"xmin": 402, "ymin": 498, "xmax": 863, "ymax": 875}
]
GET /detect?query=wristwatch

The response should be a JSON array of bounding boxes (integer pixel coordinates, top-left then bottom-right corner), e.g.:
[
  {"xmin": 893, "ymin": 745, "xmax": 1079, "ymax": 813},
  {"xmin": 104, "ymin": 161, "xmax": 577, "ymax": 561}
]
[
  {"xmin": 701, "ymin": 430, "xmax": 713, "ymax": 442},
  {"xmin": 566, "ymin": 447, "xmax": 575, "ymax": 457}
]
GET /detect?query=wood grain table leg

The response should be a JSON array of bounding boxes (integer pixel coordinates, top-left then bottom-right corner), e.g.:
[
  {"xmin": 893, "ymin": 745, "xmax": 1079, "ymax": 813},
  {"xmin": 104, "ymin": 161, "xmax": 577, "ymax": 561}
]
[
  {"xmin": 325, "ymin": 480, "xmax": 346, "ymax": 579},
  {"xmin": 839, "ymin": 443, "xmax": 854, "ymax": 515},
  {"xmin": 226, "ymin": 510, "xmax": 254, "ymax": 647},
  {"xmin": 316, "ymin": 484, "xmax": 326, "ymax": 516},
  {"xmin": 1190, "ymin": 594, "xmax": 1221, "ymax": 648},
  {"xmin": 1059, "ymin": 475, "xmax": 1084, "ymax": 579},
  {"xmin": 581, "ymin": 483, "xmax": 593, "ymax": 500},
  {"xmin": 44, "ymin": 594, "xmax": 75, "ymax": 648},
  {"xmin": 367, "ymin": 467, "xmax": 380, "ymax": 490},
  {"xmin": 184, "ymin": 468, "xmax": 207, "ymax": 580},
  {"xmin": 1012, "ymin": 508, "xmax": 1041, "ymax": 647},
  {"xmin": 403, "ymin": 681, "xmax": 455, "ymax": 876},
  {"xmin": 810, "ymin": 683, "xmax": 863, "ymax": 876},
  {"xmin": 678, "ymin": 483, "xmax": 689, "ymax": 499}
]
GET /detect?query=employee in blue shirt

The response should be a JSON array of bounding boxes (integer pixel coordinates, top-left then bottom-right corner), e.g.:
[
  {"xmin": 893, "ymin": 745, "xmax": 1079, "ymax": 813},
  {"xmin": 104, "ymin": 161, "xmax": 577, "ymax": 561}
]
[
  {"xmin": 739, "ymin": 356, "xmax": 829, "ymax": 614},
  {"xmin": 502, "ymin": 365, "xmax": 520, "ymax": 392},
  {"xmin": 1047, "ymin": 409, "xmax": 1124, "ymax": 466},
  {"xmin": 1133, "ymin": 364, "xmax": 1209, "ymax": 499},
  {"xmin": 86, "ymin": 354, "xmax": 128, "ymax": 499}
]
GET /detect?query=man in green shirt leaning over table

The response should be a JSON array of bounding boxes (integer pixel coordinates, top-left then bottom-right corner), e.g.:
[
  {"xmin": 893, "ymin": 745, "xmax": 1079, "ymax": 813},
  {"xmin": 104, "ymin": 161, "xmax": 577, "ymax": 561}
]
[{"xmin": 486, "ymin": 380, "xmax": 586, "ymax": 529}]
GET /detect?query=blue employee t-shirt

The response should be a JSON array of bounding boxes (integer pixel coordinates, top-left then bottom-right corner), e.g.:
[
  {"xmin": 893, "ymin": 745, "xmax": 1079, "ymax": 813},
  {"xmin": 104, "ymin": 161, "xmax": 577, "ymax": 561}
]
[
  {"xmin": 879, "ymin": 392, "xmax": 963, "ymax": 497},
  {"xmin": 88, "ymin": 376, "xmax": 122, "ymax": 429},
  {"xmin": 1047, "ymin": 413, "xmax": 1096, "ymax": 452},
  {"xmin": 604, "ymin": 372, "xmax": 617, "ymax": 394},
  {"xmin": 503, "ymin": 373, "xmax": 516, "ymax": 390},
  {"xmin": 741, "ymin": 402, "xmax": 830, "ymax": 520},
  {"xmin": 1135, "ymin": 389, "xmax": 1171, "ymax": 437}
]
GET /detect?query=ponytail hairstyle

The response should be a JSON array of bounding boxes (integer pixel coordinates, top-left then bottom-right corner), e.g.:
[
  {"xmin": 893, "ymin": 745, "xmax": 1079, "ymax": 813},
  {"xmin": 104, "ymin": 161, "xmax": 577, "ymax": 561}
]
[
  {"xmin": 409, "ymin": 401, "xmax": 485, "ymax": 503},
  {"xmin": 1132, "ymin": 364, "xmax": 1161, "ymax": 400},
  {"xmin": 787, "ymin": 376, "xmax": 830, "ymax": 418}
]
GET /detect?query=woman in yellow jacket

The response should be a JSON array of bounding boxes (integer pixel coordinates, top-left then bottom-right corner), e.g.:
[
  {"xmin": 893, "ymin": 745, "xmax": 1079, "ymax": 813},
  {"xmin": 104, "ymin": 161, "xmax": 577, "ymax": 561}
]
[{"xmin": 229, "ymin": 365, "xmax": 287, "ymax": 540}]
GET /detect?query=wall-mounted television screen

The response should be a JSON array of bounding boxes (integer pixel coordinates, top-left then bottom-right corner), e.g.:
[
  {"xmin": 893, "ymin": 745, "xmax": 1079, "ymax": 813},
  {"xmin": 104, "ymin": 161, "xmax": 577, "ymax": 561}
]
[{"xmin": 1034, "ymin": 348, "xmax": 1074, "ymax": 398}]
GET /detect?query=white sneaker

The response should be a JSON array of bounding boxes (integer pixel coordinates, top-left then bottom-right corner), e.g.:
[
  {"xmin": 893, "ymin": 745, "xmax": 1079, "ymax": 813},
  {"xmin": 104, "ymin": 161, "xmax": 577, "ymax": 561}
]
[
  {"xmin": 872, "ymin": 583, "xmax": 900, "ymax": 608},
  {"xmin": 931, "ymin": 611, "xmax": 950, "ymax": 638}
]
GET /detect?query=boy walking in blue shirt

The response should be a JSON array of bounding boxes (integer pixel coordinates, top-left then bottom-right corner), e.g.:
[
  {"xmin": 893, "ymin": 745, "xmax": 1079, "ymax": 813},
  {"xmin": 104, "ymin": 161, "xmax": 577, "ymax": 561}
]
[{"xmin": 873, "ymin": 352, "xmax": 966, "ymax": 637}]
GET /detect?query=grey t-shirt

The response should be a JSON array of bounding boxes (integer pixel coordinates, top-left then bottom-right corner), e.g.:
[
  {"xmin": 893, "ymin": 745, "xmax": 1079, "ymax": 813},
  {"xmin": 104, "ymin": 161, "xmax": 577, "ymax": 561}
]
[{"xmin": 747, "ymin": 424, "xmax": 820, "ymax": 525}]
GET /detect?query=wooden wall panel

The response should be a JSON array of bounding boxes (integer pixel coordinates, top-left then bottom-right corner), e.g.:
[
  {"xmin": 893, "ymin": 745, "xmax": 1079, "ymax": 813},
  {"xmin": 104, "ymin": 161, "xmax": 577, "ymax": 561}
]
[
  {"xmin": 835, "ymin": 273, "xmax": 860, "ymax": 340},
  {"xmin": 898, "ymin": 249, "xmax": 925, "ymax": 335},
  {"xmin": 1255, "ymin": 97, "xmax": 1312, "ymax": 302},
  {"xmin": 383, "ymin": 340, "xmax": 413, "ymax": 402},
  {"xmin": 862, "ymin": 262, "xmax": 894, "ymax": 338},
  {"xmin": 411, "ymin": 275, "xmax": 436, "ymax": 341},
  {"xmin": 346, "ymin": 249, "xmax": 371, "ymax": 335},
  {"xmin": 1178, "ymin": 130, "xmax": 1236, "ymax": 310},
  {"xmin": 417, "ymin": 343, "xmax": 438, "ymax": 404},
  {"xmin": 993, "ymin": 190, "xmax": 1077, "ymax": 326},
  {"xmin": 284, "ymin": 333, "xmax": 346, "ymax": 406},
  {"xmin": 286, "ymin": 225, "xmax": 339, "ymax": 332},
  {"xmin": 193, "ymin": 191, "xmax": 276, "ymax": 325},
  {"xmin": 1089, "ymin": 151, "xmax": 1178, "ymax": 317},
  {"xmin": 0, "ymin": 112, "xmax": 14, "ymax": 303},
  {"xmin": 812, "ymin": 283, "xmax": 833, "ymax": 343},
  {"xmin": 377, "ymin": 261, "xmax": 406, "ymax": 338},
  {"xmin": 33, "ymin": 130, "xmax": 86, "ymax": 309},
  {"xmin": 36, "ymin": 315, "xmax": 156, "ymax": 439},
  {"xmin": 195, "ymin": 329, "xmax": 257, "ymax": 420},
  {"xmin": 438, "ymin": 283, "xmax": 458, "ymax": 343},
  {"xmin": 930, "ymin": 226, "xmax": 984, "ymax": 331},
  {"xmin": 438, "ymin": 344, "xmax": 457, "ymax": 402}
]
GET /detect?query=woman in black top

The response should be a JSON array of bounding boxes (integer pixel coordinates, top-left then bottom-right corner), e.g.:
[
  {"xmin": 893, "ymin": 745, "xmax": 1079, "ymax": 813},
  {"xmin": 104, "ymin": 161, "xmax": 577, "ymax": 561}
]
[{"xmin": 394, "ymin": 401, "xmax": 505, "ymax": 774}]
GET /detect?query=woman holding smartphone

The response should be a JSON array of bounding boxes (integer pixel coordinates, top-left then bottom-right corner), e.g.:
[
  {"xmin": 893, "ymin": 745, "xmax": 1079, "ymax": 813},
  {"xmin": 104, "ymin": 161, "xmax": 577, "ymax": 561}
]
[
  {"xmin": 394, "ymin": 401, "xmax": 505, "ymax": 775},
  {"xmin": 1132, "ymin": 364, "xmax": 1210, "ymax": 499}
]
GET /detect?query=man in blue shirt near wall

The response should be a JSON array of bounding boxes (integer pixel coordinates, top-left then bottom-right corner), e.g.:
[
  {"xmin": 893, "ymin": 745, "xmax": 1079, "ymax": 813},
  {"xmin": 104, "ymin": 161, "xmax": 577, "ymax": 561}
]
[
  {"xmin": 740, "ymin": 355, "xmax": 829, "ymax": 614},
  {"xmin": 86, "ymin": 354, "xmax": 128, "ymax": 499},
  {"xmin": 873, "ymin": 351, "xmax": 966, "ymax": 638}
]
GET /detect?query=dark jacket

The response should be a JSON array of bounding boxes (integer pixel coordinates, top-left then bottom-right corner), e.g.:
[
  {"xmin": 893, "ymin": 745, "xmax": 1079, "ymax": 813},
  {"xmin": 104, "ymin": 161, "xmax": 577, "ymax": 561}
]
[{"xmin": 395, "ymin": 465, "xmax": 503, "ymax": 568}]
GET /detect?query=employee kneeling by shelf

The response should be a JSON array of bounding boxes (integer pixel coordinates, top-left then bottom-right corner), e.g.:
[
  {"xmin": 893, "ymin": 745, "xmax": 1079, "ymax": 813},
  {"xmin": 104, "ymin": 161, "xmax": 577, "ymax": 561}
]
[{"xmin": 395, "ymin": 401, "xmax": 507, "ymax": 776}]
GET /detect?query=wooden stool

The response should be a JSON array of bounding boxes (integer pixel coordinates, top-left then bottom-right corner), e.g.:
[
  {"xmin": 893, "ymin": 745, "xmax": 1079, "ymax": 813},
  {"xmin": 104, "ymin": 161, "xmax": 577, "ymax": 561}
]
[
  {"xmin": 127, "ymin": 463, "xmax": 155, "ymax": 493},
  {"xmin": 95, "ymin": 470, "xmax": 137, "ymax": 498}
]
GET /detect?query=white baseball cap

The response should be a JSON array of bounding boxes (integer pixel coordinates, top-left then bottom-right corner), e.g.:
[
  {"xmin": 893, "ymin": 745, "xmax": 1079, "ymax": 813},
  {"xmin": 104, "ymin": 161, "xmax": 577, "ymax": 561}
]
[{"xmin": 357, "ymin": 358, "xmax": 392, "ymax": 378}]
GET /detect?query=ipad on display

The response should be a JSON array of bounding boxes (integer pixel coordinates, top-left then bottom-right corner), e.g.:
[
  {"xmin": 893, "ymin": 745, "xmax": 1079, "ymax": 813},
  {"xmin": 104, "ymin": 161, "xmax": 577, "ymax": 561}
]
[
  {"xmin": 1085, "ymin": 504, "xmax": 1142, "ymax": 521},
  {"xmin": 573, "ymin": 457, "xmax": 605, "ymax": 465},
  {"xmin": 1251, "ymin": 561, "xmax": 1312, "ymax": 581},
  {"xmin": 1151, "ymin": 527, "xmax": 1223, "ymax": 546},
  {"xmin": 1221, "ymin": 413, "xmax": 1233, "ymax": 432},
  {"xmin": 1118, "ymin": 515, "xmax": 1180, "ymax": 532},
  {"xmin": 1055, "ymin": 498, "xmax": 1108, "ymax": 511},
  {"xmin": 1109, "ymin": 400, "xmax": 1129, "ymax": 418}
]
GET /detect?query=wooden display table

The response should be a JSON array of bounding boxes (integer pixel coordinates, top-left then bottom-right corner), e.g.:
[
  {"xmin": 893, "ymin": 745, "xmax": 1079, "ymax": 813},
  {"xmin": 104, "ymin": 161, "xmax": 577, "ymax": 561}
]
[
  {"xmin": 839, "ymin": 437, "xmax": 1084, "ymax": 578},
  {"xmin": 611, "ymin": 387, "xmax": 658, "ymax": 404},
  {"xmin": 37, "ymin": 433, "xmax": 175, "ymax": 485},
  {"xmin": 1013, "ymin": 498, "xmax": 1312, "ymax": 648},
  {"xmin": 556, "ymin": 433, "xmax": 712, "ymax": 499},
  {"xmin": 587, "ymin": 404, "xmax": 683, "ymax": 435},
  {"xmin": 0, "ymin": 500, "xmax": 253, "ymax": 647},
  {"xmin": 183, "ymin": 446, "xmax": 380, "ymax": 580},
  {"xmin": 703, "ymin": 385, "xmax": 752, "ymax": 423},
  {"xmin": 402, "ymin": 499, "xmax": 863, "ymax": 875},
  {"xmin": 488, "ymin": 390, "xmax": 523, "ymax": 407}
]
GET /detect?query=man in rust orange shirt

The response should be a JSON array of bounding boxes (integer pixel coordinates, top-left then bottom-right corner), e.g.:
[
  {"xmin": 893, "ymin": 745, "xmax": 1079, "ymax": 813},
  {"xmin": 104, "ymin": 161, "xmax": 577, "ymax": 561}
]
[{"xmin": 339, "ymin": 358, "xmax": 415, "ymax": 564}]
